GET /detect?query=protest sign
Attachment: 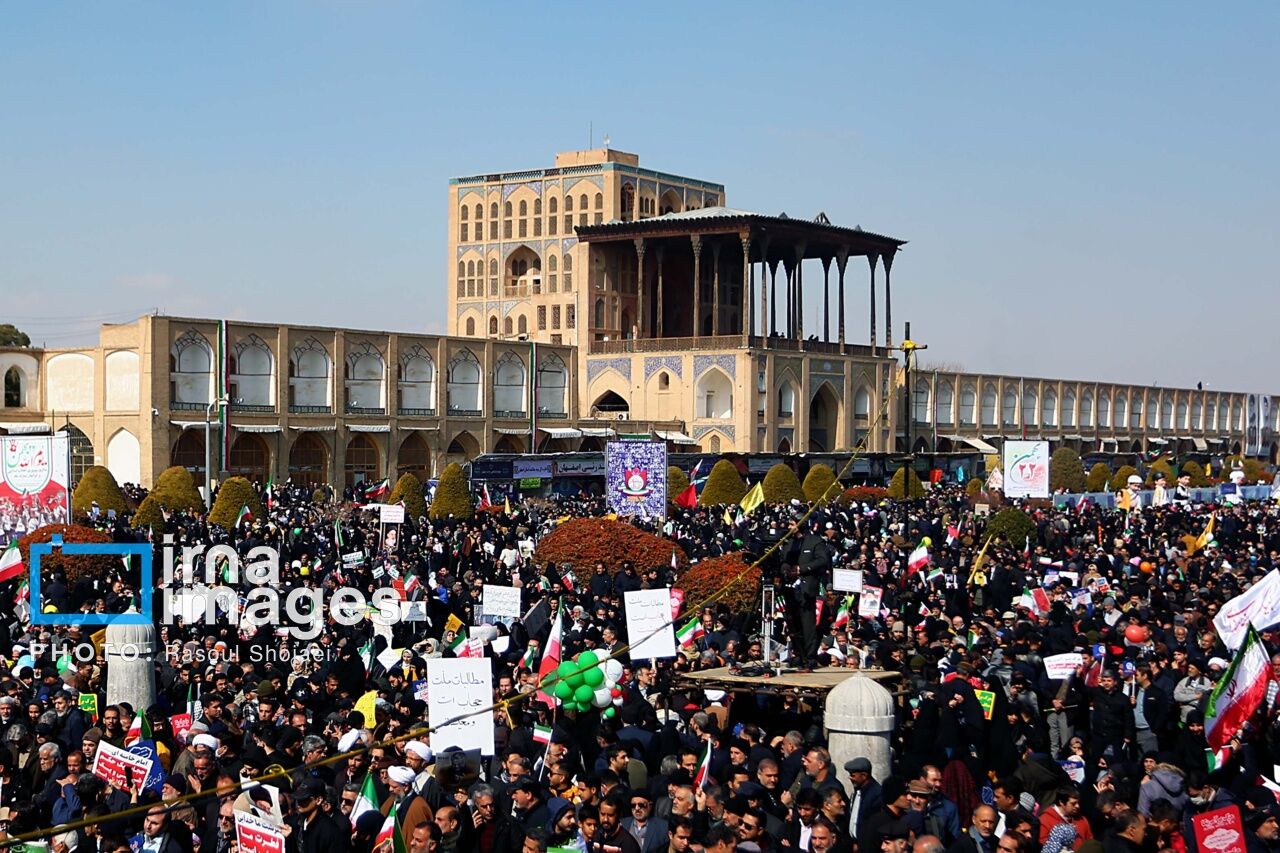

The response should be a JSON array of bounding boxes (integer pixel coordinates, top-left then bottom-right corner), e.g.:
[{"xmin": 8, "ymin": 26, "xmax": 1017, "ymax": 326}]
[
  {"xmin": 975, "ymin": 690, "xmax": 996, "ymax": 721},
  {"xmin": 625, "ymin": 588, "xmax": 677, "ymax": 660},
  {"xmin": 858, "ymin": 587, "xmax": 883, "ymax": 619},
  {"xmin": 482, "ymin": 585, "xmax": 522, "ymax": 619},
  {"xmin": 427, "ymin": 658, "xmax": 495, "ymax": 756},
  {"xmin": 1044, "ymin": 653, "xmax": 1080, "ymax": 680},
  {"xmin": 379, "ymin": 504, "xmax": 405, "ymax": 524},
  {"xmin": 1192, "ymin": 806, "xmax": 1245, "ymax": 853},
  {"xmin": 833, "ymin": 569, "xmax": 864, "ymax": 593},
  {"xmin": 235, "ymin": 812, "xmax": 286, "ymax": 853},
  {"xmin": 92, "ymin": 741, "xmax": 152, "ymax": 791}
]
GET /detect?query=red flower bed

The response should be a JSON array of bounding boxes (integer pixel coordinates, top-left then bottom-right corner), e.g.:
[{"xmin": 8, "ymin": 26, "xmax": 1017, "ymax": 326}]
[
  {"xmin": 17, "ymin": 524, "xmax": 118, "ymax": 589},
  {"xmin": 841, "ymin": 486, "xmax": 889, "ymax": 504},
  {"xmin": 534, "ymin": 517, "xmax": 688, "ymax": 588},
  {"xmin": 675, "ymin": 552, "xmax": 761, "ymax": 615}
]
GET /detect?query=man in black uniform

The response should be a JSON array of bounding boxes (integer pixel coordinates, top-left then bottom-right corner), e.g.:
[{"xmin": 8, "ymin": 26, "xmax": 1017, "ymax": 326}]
[{"xmin": 788, "ymin": 518, "xmax": 834, "ymax": 672}]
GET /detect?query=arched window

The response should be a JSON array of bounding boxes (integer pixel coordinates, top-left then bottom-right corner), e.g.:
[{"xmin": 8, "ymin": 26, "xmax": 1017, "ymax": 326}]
[
  {"xmin": 1192, "ymin": 399, "xmax": 1203, "ymax": 429},
  {"xmin": 488, "ymin": 316, "xmax": 498, "ymax": 336},
  {"xmin": 594, "ymin": 298, "xmax": 605, "ymax": 328},
  {"xmin": 935, "ymin": 381, "xmax": 953, "ymax": 425},
  {"xmin": 579, "ymin": 193, "xmax": 588, "ymax": 211},
  {"xmin": 465, "ymin": 317, "xmax": 475, "ymax": 336},
  {"xmin": 658, "ymin": 372, "xmax": 670, "ymax": 391},
  {"xmin": 854, "ymin": 387, "xmax": 871, "ymax": 419},
  {"xmin": 1062, "ymin": 390, "xmax": 1076, "ymax": 428},
  {"xmin": 518, "ymin": 200, "xmax": 527, "ymax": 217},
  {"xmin": 493, "ymin": 353, "xmax": 527, "ymax": 415},
  {"xmin": 172, "ymin": 330, "xmax": 214, "ymax": 405},
  {"xmin": 536, "ymin": 355, "xmax": 568, "ymax": 415},
  {"xmin": 913, "ymin": 382, "xmax": 931, "ymax": 424},
  {"xmin": 534, "ymin": 198, "xmax": 542, "ymax": 216},
  {"xmin": 460, "ymin": 205, "xmax": 468, "ymax": 220},
  {"xmin": 1080, "ymin": 392, "xmax": 1093, "ymax": 427},
  {"xmin": 1206, "ymin": 399, "xmax": 1217, "ymax": 430},
  {"xmin": 3, "ymin": 366, "xmax": 24, "ymax": 408},
  {"xmin": 447, "ymin": 350, "xmax": 482, "ymax": 413},
  {"xmin": 548, "ymin": 255, "xmax": 558, "ymax": 292},
  {"xmin": 563, "ymin": 254, "xmax": 573, "ymax": 291},
  {"xmin": 696, "ymin": 369, "xmax": 734, "ymax": 419},
  {"xmin": 517, "ymin": 315, "xmax": 528, "ymax": 335},
  {"xmin": 1114, "ymin": 394, "xmax": 1127, "ymax": 426},
  {"xmin": 1002, "ymin": 389, "xmax": 1017, "ymax": 426},
  {"xmin": 1176, "ymin": 398, "xmax": 1188, "ymax": 430},
  {"xmin": 504, "ymin": 317, "xmax": 513, "ymax": 336},
  {"xmin": 564, "ymin": 195, "xmax": 573, "ymax": 212},
  {"xmin": 1161, "ymin": 395, "xmax": 1173, "ymax": 430},
  {"xmin": 490, "ymin": 202, "xmax": 498, "ymax": 219},
  {"xmin": 1098, "ymin": 394, "xmax": 1109, "ymax": 427},
  {"xmin": 981, "ymin": 385, "xmax": 997, "ymax": 426},
  {"xmin": 474, "ymin": 203, "xmax": 482, "ymax": 222},
  {"xmin": 504, "ymin": 201, "xmax": 512, "ymax": 217},
  {"xmin": 1023, "ymin": 387, "xmax": 1038, "ymax": 426},
  {"xmin": 594, "ymin": 192, "xmax": 603, "ymax": 209},
  {"xmin": 549, "ymin": 197, "xmax": 558, "ymax": 214},
  {"xmin": 1042, "ymin": 389, "xmax": 1057, "ymax": 427},
  {"xmin": 958, "ymin": 384, "xmax": 976, "ymax": 425},
  {"xmin": 778, "ymin": 383, "xmax": 796, "ymax": 418},
  {"xmin": 1131, "ymin": 394, "xmax": 1144, "ymax": 429}
]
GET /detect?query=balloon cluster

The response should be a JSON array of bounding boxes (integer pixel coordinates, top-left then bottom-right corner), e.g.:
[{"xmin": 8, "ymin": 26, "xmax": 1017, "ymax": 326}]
[{"xmin": 544, "ymin": 651, "xmax": 625, "ymax": 717}]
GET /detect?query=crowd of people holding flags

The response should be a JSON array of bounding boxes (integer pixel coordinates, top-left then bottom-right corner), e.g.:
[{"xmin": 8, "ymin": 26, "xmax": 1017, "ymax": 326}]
[{"xmin": 3, "ymin": 461, "xmax": 1280, "ymax": 853}]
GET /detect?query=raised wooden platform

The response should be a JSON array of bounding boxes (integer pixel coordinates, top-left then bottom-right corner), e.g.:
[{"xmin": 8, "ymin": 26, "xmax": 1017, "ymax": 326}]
[{"xmin": 675, "ymin": 665, "xmax": 900, "ymax": 698}]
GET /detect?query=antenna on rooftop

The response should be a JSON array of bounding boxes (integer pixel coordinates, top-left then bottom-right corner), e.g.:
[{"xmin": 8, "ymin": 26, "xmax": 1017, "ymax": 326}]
[
  {"xmin": 589, "ymin": 121, "xmax": 593, "ymax": 148},
  {"xmin": 602, "ymin": 134, "xmax": 611, "ymax": 149}
]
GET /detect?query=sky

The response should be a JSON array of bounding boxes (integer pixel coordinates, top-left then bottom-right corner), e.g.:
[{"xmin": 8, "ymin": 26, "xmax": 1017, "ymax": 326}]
[{"xmin": 3, "ymin": 3, "xmax": 1278, "ymax": 391}]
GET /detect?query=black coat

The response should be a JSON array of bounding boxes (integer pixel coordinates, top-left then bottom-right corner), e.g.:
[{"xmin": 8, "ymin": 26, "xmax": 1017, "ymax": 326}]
[{"xmin": 289, "ymin": 811, "xmax": 352, "ymax": 853}]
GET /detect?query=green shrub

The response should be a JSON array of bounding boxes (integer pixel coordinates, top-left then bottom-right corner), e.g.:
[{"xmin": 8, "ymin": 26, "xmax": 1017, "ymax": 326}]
[
  {"xmin": 429, "ymin": 463, "xmax": 473, "ymax": 519},
  {"xmin": 1145, "ymin": 458, "xmax": 1176, "ymax": 486},
  {"xmin": 71, "ymin": 466, "xmax": 127, "ymax": 519},
  {"xmin": 208, "ymin": 477, "xmax": 264, "ymax": 529},
  {"xmin": 667, "ymin": 466, "xmax": 690, "ymax": 501},
  {"xmin": 1049, "ymin": 448, "xmax": 1087, "ymax": 493},
  {"xmin": 965, "ymin": 478, "xmax": 984, "ymax": 498},
  {"xmin": 1086, "ymin": 462, "xmax": 1112, "ymax": 493},
  {"xmin": 130, "ymin": 494, "xmax": 165, "ymax": 530},
  {"xmin": 802, "ymin": 464, "xmax": 839, "ymax": 504},
  {"xmin": 1110, "ymin": 465, "xmax": 1139, "ymax": 492},
  {"xmin": 763, "ymin": 464, "xmax": 805, "ymax": 505},
  {"xmin": 388, "ymin": 473, "xmax": 427, "ymax": 521},
  {"xmin": 986, "ymin": 507, "xmax": 1035, "ymax": 548},
  {"xmin": 150, "ymin": 466, "xmax": 206, "ymax": 513},
  {"xmin": 1180, "ymin": 460, "xmax": 1207, "ymax": 487},
  {"xmin": 699, "ymin": 460, "xmax": 746, "ymax": 506},
  {"xmin": 888, "ymin": 466, "xmax": 926, "ymax": 500}
]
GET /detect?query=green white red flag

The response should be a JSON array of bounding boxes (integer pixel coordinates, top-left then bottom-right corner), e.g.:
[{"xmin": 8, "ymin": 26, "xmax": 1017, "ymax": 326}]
[
  {"xmin": 0, "ymin": 542, "xmax": 25, "ymax": 584},
  {"xmin": 693, "ymin": 740, "xmax": 713, "ymax": 791},
  {"xmin": 1205, "ymin": 626, "xmax": 1272, "ymax": 750},
  {"xmin": 350, "ymin": 771, "xmax": 381, "ymax": 828}
]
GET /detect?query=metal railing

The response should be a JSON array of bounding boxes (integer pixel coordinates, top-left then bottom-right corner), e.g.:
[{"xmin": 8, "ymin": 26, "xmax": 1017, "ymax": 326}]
[
  {"xmin": 171, "ymin": 401, "xmax": 206, "ymax": 411},
  {"xmin": 230, "ymin": 403, "xmax": 274, "ymax": 413},
  {"xmin": 289, "ymin": 405, "xmax": 332, "ymax": 414},
  {"xmin": 587, "ymin": 336, "xmax": 878, "ymax": 356},
  {"xmin": 346, "ymin": 405, "xmax": 386, "ymax": 415},
  {"xmin": 539, "ymin": 411, "xmax": 569, "ymax": 419},
  {"xmin": 493, "ymin": 409, "xmax": 528, "ymax": 419},
  {"xmin": 448, "ymin": 407, "xmax": 482, "ymax": 417},
  {"xmin": 397, "ymin": 407, "xmax": 437, "ymax": 417}
]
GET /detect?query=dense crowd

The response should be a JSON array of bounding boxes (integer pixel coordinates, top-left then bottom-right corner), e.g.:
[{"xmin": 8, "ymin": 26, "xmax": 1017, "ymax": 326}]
[{"xmin": 3, "ymin": 469, "xmax": 1280, "ymax": 853}]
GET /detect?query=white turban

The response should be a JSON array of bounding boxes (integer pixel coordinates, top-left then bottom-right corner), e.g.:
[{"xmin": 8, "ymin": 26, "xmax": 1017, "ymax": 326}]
[
  {"xmin": 405, "ymin": 740, "xmax": 433, "ymax": 762},
  {"xmin": 387, "ymin": 765, "xmax": 416, "ymax": 785}
]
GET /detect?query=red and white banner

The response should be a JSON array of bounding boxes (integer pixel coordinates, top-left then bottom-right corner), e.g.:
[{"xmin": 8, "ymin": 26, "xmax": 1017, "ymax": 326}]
[
  {"xmin": 91, "ymin": 740, "xmax": 153, "ymax": 791},
  {"xmin": 1192, "ymin": 805, "xmax": 1245, "ymax": 853},
  {"xmin": 0, "ymin": 434, "xmax": 70, "ymax": 542},
  {"xmin": 236, "ymin": 811, "xmax": 286, "ymax": 853},
  {"xmin": 1213, "ymin": 570, "xmax": 1280, "ymax": 650},
  {"xmin": 170, "ymin": 713, "xmax": 194, "ymax": 744}
]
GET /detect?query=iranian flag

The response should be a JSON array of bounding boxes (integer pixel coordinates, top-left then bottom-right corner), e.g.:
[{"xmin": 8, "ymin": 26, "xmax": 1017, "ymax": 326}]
[
  {"xmin": 674, "ymin": 483, "xmax": 697, "ymax": 509},
  {"xmin": 532, "ymin": 724, "xmax": 553, "ymax": 745},
  {"xmin": 264, "ymin": 476, "xmax": 275, "ymax": 510},
  {"xmin": 350, "ymin": 771, "xmax": 381, "ymax": 828},
  {"xmin": 374, "ymin": 801, "xmax": 406, "ymax": 853},
  {"xmin": 364, "ymin": 478, "xmax": 390, "ymax": 501},
  {"xmin": 676, "ymin": 618, "xmax": 704, "ymax": 649},
  {"xmin": 832, "ymin": 596, "xmax": 852, "ymax": 630},
  {"xmin": 448, "ymin": 631, "xmax": 481, "ymax": 658},
  {"xmin": 519, "ymin": 645, "xmax": 538, "ymax": 671},
  {"xmin": 693, "ymin": 741, "xmax": 713, "ymax": 791},
  {"xmin": 125, "ymin": 709, "xmax": 152, "ymax": 746},
  {"xmin": 559, "ymin": 569, "xmax": 576, "ymax": 593},
  {"xmin": 907, "ymin": 545, "xmax": 929, "ymax": 575},
  {"xmin": 946, "ymin": 525, "xmax": 959, "ymax": 546},
  {"xmin": 236, "ymin": 504, "xmax": 253, "ymax": 527},
  {"xmin": 478, "ymin": 485, "xmax": 493, "ymax": 510},
  {"xmin": 1205, "ymin": 626, "xmax": 1272, "ymax": 750},
  {"xmin": 0, "ymin": 542, "xmax": 25, "ymax": 584},
  {"xmin": 536, "ymin": 602, "xmax": 564, "ymax": 707}
]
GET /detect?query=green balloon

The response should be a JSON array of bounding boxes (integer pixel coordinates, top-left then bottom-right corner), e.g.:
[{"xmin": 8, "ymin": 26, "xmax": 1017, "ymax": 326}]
[
  {"xmin": 557, "ymin": 661, "xmax": 576, "ymax": 679},
  {"xmin": 574, "ymin": 684, "xmax": 595, "ymax": 704},
  {"xmin": 577, "ymin": 651, "xmax": 600, "ymax": 668},
  {"xmin": 603, "ymin": 706, "xmax": 616, "ymax": 719},
  {"xmin": 566, "ymin": 670, "xmax": 586, "ymax": 688},
  {"xmin": 554, "ymin": 681, "xmax": 574, "ymax": 700},
  {"xmin": 584, "ymin": 666, "xmax": 604, "ymax": 687}
]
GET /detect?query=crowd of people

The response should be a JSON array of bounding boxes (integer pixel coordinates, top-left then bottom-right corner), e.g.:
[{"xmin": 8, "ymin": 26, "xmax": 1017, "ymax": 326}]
[{"xmin": 1, "ymin": 463, "xmax": 1280, "ymax": 853}]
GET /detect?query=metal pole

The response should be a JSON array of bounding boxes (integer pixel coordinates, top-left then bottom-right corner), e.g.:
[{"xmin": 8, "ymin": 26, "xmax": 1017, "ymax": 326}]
[
  {"xmin": 205, "ymin": 401, "xmax": 214, "ymax": 502},
  {"xmin": 904, "ymin": 322, "xmax": 913, "ymax": 457},
  {"xmin": 530, "ymin": 338, "xmax": 537, "ymax": 452}
]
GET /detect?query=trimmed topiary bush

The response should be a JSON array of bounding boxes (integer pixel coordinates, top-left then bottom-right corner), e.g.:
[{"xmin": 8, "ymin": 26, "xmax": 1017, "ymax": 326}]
[
  {"xmin": 389, "ymin": 473, "xmax": 427, "ymax": 522},
  {"xmin": 1180, "ymin": 460, "xmax": 1207, "ymax": 487},
  {"xmin": 802, "ymin": 464, "xmax": 839, "ymax": 504},
  {"xmin": 1086, "ymin": 462, "xmax": 1112, "ymax": 493},
  {"xmin": 966, "ymin": 478, "xmax": 984, "ymax": 498},
  {"xmin": 699, "ymin": 460, "xmax": 746, "ymax": 506},
  {"xmin": 1110, "ymin": 465, "xmax": 1139, "ymax": 492},
  {"xmin": 1049, "ymin": 448, "xmax": 1087, "ymax": 493},
  {"xmin": 208, "ymin": 477, "xmax": 264, "ymax": 529},
  {"xmin": 887, "ymin": 466, "xmax": 925, "ymax": 500},
  {"xmin": 72, "ymin": 466, "xmax": 127, "ymax": 518},
  {"xmin": 17, "ymin": 524, "xmax": 117, "ymax": 589},
  {"xmin": 667, "ymin": 466, "xmax": 690, "ymax": 502},
  {"xmin": 985, "ymin": 507, "xmax": 1035, "ymax": 548},
  {"xmin": 428, "ymin": 463, "xmax": 473, "ymax": 519},
  {"xmin": 130, "ymin": 494, "xmax": 165, "ymax": 530},
  {"xmin": 763, "ymin": 464, "xmax": 805, "ymax": 505},
  {"xmin": 1145, "ymin": 458, "xmax": 1176, "ymax": 486},
  {"xmin": 674, "ymin": 552, "xmax": 761, "ymax": 616},
  {"xmin": 150, "ymin": 466, "xmax": 206, "ymax": 514},
  {"xmin": 534, "ymin": 517, "xmax": 688, "ymax": 588}
]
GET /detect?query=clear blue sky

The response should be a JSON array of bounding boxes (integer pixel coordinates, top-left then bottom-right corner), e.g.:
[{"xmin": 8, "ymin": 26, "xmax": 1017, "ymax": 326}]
[{"xmin": 4, "ymin": 3, "xmax": 1278, "ymax": 391}]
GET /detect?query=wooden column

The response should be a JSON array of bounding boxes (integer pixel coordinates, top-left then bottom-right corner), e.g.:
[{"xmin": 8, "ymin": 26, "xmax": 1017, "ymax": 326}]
[
  {"xmin": 883, "ymin": 249, "xmax": 895, "ymax": 348},
  {"xmin": 711, "ymin": 241, "xmax": 722, "ymax": 336},
  {"xmin": 769, "ymin": 261, "xmax": 778, "ymax": 337},
  {"xmin": 656, "ymin": 245, "xmax": 665, "ymax": 337},
  {"xmin": 741, "ymin": 234, "xmax": 752, "ymax": 344},
  {"xmin": 634, "ymin": 238, "xmax": 647, "ymax": 338},
  {"xmin": 821, "ymin": 256, "xmax": 832, "ymax": 342},
  {"xmin": 868, "ymin": 253, "xmax": 879, "ymax": 357},
  {"xmin": 758, "ymin": 238, "xmax": 771, "ymax": 341},
  {"xmin": 795, "ymin": 244, "xmax": 806, "ymax": 340},
  {"xmin": 690, "ymin": 235, "xmax": 702, "ymax": 338},
  {"xmin": 837, "ymin": 248, "xmax": 849, "ymax": 351}
]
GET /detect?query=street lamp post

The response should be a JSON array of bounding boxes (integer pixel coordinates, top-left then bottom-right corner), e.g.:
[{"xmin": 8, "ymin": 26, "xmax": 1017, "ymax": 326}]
[{"xmin": 204, "ymin": 396, "xmax": 229, "ymax": 501}]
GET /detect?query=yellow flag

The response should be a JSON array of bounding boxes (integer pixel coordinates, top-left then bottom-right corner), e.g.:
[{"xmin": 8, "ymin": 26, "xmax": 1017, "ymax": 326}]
[
  {"xmin": 739, "ymin": 482, "xmax": 765, "ymax": 516},
  {"xmin": 1191, "ymin": 514, "xmax": 1215, "ymax": 555},
  {"xmin": 444, "ymin": 613, "xmax": 464, "ymax": 635},
  {"xmin": 91, "ymin": 629, "xmax": 107, "ymax": 655},
  {"xmin": 723, "ymin": 507, "xmax": 735, "ymax": 527},
  {"xmin": 355, "ymin": 689, "xmax": 378, "ymax": 725},
  {"xmin": 1117, "ymin": 489, "xmax": 1131, "ymax": 512},
  {"xmin": 504, "ymin": 496, "xmax": 511, "ymax": 515},
  {"xmin": 967, "ymin": 535, "xmax": 994, "ymax": 585}
]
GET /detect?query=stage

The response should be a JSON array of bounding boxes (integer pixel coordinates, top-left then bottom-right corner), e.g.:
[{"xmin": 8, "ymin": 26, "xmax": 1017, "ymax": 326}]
[{"xmin": 675, "ymin": 665, "xmax": 900, "ymax": 698}]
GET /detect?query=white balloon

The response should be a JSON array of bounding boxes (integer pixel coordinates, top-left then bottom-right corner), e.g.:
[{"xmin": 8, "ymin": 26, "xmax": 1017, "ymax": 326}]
[
  {"xmin": 612, "ymin": 696, "xmax": 624, "ymax": 707},
  {"xmin": 593, "ymin": 687, "xmax": 612, "ymax": 708},
  {"xmin": 603, "ymin": 659, "xmax": 624, "ymax": 683}
]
